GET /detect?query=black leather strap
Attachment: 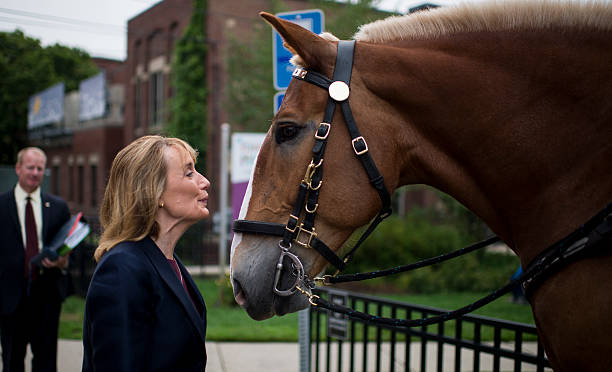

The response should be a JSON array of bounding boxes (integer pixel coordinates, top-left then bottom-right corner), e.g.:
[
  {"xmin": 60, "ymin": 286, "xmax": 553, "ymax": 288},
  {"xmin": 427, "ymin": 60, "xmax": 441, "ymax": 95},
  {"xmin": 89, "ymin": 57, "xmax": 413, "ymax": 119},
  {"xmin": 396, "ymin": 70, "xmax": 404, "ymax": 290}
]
[
  {"xmin": 522, "ymin": 202, "xmax": 612, "ymax": 297},
  {"xmin": 232, "ymin": 219, "xmax": 347, "ymax": 271},
  {"xmin": 333, "ymin": 41, "xmax": 355, "ymax": 84},
  {"xmin": 233, "ymin": 220, "xmax": 285, "ymax": 236}
]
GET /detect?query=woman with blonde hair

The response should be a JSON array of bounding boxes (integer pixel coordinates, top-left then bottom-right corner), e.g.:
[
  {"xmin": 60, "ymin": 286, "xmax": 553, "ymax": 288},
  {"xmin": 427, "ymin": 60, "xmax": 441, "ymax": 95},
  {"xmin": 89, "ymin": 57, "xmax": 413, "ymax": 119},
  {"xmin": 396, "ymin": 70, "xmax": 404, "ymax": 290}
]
[{"xmin": 82, "ymin": 135, "xmax": 210, "ymax": 371}]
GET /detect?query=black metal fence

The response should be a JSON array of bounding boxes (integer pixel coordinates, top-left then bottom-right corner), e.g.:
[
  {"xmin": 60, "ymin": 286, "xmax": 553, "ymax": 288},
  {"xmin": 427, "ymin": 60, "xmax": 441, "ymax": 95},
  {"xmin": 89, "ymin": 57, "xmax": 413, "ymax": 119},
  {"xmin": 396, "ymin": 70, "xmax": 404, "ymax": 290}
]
[{"xmin": 310, "ymin": 288, "xmax": 551, "ymax": 372}]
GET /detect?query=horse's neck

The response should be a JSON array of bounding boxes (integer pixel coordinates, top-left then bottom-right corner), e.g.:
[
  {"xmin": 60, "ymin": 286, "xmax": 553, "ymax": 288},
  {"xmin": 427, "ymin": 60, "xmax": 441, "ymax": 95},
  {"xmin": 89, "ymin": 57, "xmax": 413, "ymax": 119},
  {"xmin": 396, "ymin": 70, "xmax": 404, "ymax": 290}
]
[{"xmin": 365, "ymin": 30, "xmax": 612, "ymax": 264}]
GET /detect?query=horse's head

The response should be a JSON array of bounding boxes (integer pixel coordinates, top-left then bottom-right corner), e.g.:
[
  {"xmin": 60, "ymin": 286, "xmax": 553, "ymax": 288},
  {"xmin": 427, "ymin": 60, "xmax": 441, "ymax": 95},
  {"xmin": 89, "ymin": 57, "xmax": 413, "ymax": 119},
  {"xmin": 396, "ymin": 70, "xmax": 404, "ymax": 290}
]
[{"xmin": 230, "ymin": 13, "xmax": 399, "ymax": 320}]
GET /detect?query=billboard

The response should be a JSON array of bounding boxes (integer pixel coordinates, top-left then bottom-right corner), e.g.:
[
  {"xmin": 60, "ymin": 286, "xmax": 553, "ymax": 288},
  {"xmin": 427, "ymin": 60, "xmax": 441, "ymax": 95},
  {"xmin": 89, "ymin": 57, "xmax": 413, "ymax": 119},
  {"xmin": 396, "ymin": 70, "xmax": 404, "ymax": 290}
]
[
  {"xmin": 28, "ymin": 82, "xmax": 65, "ymax": 128},
  {"xmin": 79, "ymin": 72, "xmax": 107, "ymax": 121}
]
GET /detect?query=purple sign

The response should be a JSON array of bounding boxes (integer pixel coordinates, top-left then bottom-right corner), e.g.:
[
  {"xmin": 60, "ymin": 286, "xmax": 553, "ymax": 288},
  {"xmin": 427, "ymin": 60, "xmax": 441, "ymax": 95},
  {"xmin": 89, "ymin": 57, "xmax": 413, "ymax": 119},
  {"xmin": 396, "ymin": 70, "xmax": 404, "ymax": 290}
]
[{"xmin": 231, "ymin": 133, "xmax": 266, "ymax": 222}]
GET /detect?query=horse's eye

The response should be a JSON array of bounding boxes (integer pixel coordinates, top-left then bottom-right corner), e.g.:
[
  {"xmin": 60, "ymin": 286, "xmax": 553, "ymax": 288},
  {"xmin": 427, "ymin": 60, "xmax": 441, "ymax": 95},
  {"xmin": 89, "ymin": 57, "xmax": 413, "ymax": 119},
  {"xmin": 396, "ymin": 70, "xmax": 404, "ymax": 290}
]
[{"xmin": 275, "ymin": 123, "xmax": 301, "ymax": 144}]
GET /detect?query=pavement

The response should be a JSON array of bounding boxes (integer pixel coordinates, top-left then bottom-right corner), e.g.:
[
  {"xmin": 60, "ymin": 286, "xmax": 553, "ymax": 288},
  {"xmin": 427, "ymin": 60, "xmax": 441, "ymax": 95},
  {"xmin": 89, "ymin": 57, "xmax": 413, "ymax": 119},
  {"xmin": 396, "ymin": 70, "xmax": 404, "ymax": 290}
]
[
  {"xmin": 5, "ymin": 340, "xmax": 302, "ymax": 372},
  {"xmin": 5, "ymin": 339, "xmax": 550, "ymax": 372}
]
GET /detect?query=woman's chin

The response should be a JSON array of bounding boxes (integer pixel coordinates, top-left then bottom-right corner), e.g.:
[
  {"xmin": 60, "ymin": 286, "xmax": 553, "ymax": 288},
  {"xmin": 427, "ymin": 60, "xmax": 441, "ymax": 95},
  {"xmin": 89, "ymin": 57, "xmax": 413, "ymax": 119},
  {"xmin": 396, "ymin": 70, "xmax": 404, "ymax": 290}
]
[{"xmin": 198, "ymin": 208, "xmax": 209, "ymax": 221}]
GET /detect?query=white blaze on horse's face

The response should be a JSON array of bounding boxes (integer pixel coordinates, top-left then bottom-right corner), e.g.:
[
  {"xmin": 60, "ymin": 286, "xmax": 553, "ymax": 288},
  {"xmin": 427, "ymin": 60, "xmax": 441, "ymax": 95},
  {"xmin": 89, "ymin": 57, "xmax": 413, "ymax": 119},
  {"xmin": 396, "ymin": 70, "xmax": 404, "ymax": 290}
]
[
  {"xmin": 229, "ymin": 139, "xmax": 311, "ymax": 320},
  {"xmin": 229, "ymin": 152, "xmax": 258, "ymax": 290},
  {"xmin": 229, "ymin": 158, "xmax": 255, "ymax": 264}
]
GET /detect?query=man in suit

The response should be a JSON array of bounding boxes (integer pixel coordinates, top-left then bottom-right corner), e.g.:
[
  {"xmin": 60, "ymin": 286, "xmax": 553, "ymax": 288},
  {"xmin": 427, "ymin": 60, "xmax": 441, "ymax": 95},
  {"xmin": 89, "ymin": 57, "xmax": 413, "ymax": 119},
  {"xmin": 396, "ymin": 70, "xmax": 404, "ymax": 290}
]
[{"xmin": 0, "ymin": 147, "xmax": 71, "ymax": 372}]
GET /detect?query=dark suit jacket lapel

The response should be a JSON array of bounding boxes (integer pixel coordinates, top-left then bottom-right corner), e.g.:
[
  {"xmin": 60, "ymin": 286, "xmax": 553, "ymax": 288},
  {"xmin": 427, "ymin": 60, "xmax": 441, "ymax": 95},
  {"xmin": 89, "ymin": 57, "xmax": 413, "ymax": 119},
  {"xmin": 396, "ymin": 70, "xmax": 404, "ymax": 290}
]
[
  {"xmin": 141, "ymin": 237, "xmax": 206, "ymax": 343},
  {"xmin": 7, "ymin": 189, "xmax": 23, "ymax": 250},
  {"xmin": 41, "ymin": 193, "xmax": 50, "ymax": 243}
]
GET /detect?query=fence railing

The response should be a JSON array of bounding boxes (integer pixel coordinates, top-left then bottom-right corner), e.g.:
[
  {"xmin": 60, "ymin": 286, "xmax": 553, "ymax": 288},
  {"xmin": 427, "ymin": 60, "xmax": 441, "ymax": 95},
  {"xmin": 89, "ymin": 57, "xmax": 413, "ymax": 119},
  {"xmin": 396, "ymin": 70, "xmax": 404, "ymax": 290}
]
[{"xmin": 309, "ymin": 287, "xmax": 551, "ymax": 372}]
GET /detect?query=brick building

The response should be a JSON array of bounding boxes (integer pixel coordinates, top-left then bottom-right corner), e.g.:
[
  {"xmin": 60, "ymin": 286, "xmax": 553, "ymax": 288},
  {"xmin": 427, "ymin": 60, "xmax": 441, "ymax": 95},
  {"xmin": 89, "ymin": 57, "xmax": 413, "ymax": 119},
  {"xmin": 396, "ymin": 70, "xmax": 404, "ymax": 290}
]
[{"xmin": 30, "ymin": 57, "xmax": 125, "ymax": 223}]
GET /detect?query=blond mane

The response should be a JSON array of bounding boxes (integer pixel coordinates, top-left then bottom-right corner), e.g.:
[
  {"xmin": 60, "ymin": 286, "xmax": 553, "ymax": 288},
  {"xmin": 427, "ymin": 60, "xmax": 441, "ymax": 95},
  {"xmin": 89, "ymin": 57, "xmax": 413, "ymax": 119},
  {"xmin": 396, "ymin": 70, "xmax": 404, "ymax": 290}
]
[{"xmin": 354, "ymin": 0, "xmax": 612, "ymax": 43}]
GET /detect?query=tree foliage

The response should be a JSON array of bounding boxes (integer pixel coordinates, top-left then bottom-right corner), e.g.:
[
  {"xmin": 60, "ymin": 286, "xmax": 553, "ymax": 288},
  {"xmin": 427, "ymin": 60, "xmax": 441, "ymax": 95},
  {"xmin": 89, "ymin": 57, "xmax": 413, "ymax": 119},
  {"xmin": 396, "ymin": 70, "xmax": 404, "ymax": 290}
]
[
  {"xmin": 0, "ymin": 31, "xmax": 97, "ymax": 164},
  {"xmin": 310, "ymin": 0, "xmax": 391, "ymax": 39},
  {"xmin": 223, "ymin": 0, "xmax": 288, "ymax": 133},
  {"xmin": 345, "ymin": 210, "xmax": 518, "ymax": 293},
  {"xmin": 167, "ymin": 0, "xmax": 208, "ymax": 170}
]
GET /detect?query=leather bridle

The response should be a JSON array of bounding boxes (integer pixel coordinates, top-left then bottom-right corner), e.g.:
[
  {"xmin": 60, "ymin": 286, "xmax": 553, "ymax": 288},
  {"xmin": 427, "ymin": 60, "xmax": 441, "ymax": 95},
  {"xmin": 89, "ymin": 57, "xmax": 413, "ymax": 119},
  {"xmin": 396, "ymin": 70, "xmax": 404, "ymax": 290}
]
[{"xmin": 232, "ymin": 40, "xmax": 392, "ymax": 297}]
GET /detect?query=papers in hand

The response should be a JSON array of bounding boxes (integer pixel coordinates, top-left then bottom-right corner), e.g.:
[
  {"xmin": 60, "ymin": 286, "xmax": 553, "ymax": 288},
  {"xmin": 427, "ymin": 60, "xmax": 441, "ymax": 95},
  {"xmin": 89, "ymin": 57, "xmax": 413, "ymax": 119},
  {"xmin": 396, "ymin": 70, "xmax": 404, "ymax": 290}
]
[{"xmin": 31, "ymin": 212, "xmax": 90, "ymax": 266}]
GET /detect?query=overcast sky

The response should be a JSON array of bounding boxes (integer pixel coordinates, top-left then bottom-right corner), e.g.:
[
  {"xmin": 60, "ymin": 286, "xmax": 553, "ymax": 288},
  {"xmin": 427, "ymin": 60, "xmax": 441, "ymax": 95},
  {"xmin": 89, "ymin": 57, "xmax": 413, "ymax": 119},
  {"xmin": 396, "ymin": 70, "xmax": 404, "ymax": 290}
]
[{"xmin": 0, "ymin": 0, "xmax": 473, "ymax": 60}]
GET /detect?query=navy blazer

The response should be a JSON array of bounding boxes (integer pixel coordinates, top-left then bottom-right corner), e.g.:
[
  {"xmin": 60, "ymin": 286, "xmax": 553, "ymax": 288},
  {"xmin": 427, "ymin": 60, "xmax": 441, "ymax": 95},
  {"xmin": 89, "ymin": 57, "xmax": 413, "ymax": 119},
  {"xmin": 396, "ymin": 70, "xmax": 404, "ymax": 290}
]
[
  {"xmin": 82, "ymin": 236, "xmax": 207, "ymax": 372},
  {"xmin": 0, "ymin": 188, "xmax": 71, "ymax": 315}
]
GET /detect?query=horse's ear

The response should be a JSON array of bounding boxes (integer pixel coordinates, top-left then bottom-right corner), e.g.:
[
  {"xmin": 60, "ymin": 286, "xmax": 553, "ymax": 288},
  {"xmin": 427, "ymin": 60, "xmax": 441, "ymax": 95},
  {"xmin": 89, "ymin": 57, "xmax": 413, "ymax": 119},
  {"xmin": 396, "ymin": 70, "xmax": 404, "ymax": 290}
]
[{"xmin": 260, "ymin": 12, "xmax": 336, "ymax": 71}]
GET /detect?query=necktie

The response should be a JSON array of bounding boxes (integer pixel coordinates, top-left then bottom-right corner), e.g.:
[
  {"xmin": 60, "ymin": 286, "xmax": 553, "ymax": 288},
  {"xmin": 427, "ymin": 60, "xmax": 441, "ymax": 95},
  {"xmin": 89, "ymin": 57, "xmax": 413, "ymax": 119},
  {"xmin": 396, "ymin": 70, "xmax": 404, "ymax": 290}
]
[{"xmin": 24, "ymin": 196, "xmax": 39, "ymax": 279}]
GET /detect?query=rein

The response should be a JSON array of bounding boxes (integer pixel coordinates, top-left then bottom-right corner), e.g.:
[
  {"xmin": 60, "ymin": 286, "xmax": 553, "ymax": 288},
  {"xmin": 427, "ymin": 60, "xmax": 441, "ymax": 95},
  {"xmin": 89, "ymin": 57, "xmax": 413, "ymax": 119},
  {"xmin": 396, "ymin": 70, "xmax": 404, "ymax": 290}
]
[
  {"xmin": 232, "ymin": 39, "xmax": 612, "ymax": 328},
  {"xmin": 308, "ymin": 203, "xmax": 612, "ymax": 328}
]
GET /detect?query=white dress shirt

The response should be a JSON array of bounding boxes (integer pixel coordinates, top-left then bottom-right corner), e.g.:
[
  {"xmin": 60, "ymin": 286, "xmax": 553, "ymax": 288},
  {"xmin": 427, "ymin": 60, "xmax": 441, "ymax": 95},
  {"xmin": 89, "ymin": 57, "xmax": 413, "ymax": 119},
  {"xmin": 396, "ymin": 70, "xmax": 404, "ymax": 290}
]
[{"xmin": 14, "ymin": 183, "xmax": 44, "ymax": 251}]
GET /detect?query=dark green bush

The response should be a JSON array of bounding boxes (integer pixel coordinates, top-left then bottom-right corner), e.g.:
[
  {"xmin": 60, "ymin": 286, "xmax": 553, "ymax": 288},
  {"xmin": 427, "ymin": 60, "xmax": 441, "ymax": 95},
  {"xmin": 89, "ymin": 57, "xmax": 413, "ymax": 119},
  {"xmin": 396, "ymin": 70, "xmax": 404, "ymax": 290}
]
[{"xmin": 342, "ymin": 210, "xmax": 520, "ymax": 293}]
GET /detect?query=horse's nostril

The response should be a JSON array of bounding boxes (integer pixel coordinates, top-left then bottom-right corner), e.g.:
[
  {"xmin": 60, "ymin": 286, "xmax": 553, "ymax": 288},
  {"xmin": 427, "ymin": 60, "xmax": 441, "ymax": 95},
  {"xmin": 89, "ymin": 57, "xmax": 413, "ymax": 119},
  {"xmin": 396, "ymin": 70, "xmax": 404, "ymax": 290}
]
[{"xmin": 232, "ymin": 279, "xmax": 247, "ymax": 307}]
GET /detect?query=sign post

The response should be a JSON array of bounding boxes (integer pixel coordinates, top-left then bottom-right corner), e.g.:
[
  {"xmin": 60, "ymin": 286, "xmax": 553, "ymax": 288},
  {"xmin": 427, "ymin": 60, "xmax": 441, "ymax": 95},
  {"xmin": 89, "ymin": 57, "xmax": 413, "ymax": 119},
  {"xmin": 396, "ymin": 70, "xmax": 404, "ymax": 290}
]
[{"xmin": 219, "ymin": 123, "xmax": 230, "ymax": 278}]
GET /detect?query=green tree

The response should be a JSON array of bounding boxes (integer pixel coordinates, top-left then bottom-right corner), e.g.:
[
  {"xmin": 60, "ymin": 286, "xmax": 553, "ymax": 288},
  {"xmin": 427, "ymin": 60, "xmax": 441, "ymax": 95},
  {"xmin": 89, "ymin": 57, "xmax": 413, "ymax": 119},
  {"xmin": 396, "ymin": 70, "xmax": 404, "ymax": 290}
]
[
  {"xmin": 310, "ymin": 0, "xmax": 390, "ymax": 39},
  {"xmin": 224, "ymin": 20, "xmax": 278, "ymax": 132},
  {"xmin": 46, "ymin": 44, "xmax": 99, "ymax": 91},
  {"xmin": 0, "ymin": 31, "xmax": 97, "ymax": 165},
  {"xmin": 167, "ymin": 0, "xmax": 208, "ymax": 169}
]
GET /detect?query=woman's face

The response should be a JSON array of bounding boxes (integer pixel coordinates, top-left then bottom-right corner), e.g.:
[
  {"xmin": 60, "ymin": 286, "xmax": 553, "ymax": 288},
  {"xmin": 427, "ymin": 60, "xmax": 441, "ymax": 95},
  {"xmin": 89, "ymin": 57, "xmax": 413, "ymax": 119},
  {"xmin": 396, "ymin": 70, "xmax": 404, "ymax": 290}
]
[{"xmin": 159, "ymin": 146, "xmax": 210, "ymax": 225}]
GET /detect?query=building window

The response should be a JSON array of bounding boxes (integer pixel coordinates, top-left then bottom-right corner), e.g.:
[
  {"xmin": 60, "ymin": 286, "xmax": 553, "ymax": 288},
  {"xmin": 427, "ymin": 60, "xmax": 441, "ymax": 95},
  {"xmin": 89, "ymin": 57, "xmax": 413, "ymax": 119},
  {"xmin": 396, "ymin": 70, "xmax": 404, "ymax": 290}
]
[
  {"xmin": 52, "ymin": 165, "xmax": 60, "ymax": 195},
  {"xmin": 135, "ymin": 80, "xmax": 142, "ymax": 128},
  {"xmin": 78, "ymin": 165, "xmax": 84, "ymax": 205},
  {"xmin": 91, "ymin": 164, "xmax": 98, "ymax": 207},
  {"xmin": 150, "ymin": 71, "xmax": 164, "ymax": 126}
]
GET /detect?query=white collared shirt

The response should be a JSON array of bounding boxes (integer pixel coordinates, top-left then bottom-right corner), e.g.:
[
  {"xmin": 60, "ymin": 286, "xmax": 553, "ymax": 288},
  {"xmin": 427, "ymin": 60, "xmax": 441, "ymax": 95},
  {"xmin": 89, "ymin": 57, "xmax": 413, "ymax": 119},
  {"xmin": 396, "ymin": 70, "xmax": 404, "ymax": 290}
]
[{"xmin": 14, "ymin": 183, "xmax": 44, "ymax": 251}]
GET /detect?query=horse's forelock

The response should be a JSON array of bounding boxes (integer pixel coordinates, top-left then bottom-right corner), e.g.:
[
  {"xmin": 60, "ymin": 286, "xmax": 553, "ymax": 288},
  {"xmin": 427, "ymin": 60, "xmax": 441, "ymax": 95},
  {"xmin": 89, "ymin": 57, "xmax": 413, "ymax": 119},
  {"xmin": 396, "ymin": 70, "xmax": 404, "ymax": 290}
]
[
  {"xmin": 289, "ymin": 32, "xmax": 340, "ymax": 68},
  {"xmin": 354, "ymin": 0, "xmax": 612, "ymax": 44}
]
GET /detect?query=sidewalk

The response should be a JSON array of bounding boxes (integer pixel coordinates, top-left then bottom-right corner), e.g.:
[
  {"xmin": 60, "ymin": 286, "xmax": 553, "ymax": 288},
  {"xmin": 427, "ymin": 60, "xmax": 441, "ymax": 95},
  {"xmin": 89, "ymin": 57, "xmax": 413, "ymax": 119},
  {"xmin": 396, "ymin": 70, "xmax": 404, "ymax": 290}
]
[
  {"xmin": 8, "ymin": 340, "xmax": 301, "ymax": 372},
  {"xmin": 7, "ymin": 339, "xmax": 548, "ymax": 372}
]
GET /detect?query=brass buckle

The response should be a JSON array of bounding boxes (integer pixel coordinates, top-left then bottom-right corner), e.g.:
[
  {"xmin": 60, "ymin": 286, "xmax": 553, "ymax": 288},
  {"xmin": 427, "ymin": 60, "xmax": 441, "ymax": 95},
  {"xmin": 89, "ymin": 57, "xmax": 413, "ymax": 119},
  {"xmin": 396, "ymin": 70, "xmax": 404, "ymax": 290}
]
[
  {"xmin": 352, "ymin": 136, "xmax": 368, "ymax": 155},
  {"xmin": 314, "ymin": 122, "xmax": 331, "ymax": 140},
  {"xmin": 285, "ymin": 214, "xmax": 300, "ymax": 233},
  {"xmin": 295, "ymin": 224, "xmax": 317, "ymax": 248},
  {"xmin": 314, "ymin": 275, "xmax": 333, "ymax": 286},
  {"xmin": 305, "ymin": 202, "xmax": 318, "ymax": 213},
  {"xmin": 296, "ymin": 286, "xmax": 320, "ymax": 306},
  {"xmin": 302, "ymin": 159, "xmax": 323, "ymax": 190}
]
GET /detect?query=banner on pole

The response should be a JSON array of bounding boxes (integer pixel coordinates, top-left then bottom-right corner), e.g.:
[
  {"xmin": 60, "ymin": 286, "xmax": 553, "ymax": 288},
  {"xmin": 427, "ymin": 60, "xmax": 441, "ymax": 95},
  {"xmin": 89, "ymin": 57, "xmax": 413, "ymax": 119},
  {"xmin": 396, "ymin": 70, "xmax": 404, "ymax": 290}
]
[{"xmin": 231, "ymin": 133, "xmax": 266, "ymax": 222}]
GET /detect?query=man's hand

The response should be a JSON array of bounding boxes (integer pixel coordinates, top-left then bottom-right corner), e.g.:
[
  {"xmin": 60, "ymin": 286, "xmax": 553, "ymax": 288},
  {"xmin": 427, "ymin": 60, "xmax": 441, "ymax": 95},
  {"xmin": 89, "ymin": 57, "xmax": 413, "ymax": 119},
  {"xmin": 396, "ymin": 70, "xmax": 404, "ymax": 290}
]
[{"xmin": 41, "ymin": 254, "xmax": 69, "ymax": 270}]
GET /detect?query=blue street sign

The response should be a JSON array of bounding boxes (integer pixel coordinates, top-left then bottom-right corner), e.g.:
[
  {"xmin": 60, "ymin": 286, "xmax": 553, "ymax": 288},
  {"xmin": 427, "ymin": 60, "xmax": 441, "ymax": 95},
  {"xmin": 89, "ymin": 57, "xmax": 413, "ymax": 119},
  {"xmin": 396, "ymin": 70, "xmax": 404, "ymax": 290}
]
[
  {"xmin": 273, "ymin": 9, "xmax": 324, "ymax": 91},
  {"xmin": 274, "ymin": 91, "xmax": 285, "ymax": 114}
]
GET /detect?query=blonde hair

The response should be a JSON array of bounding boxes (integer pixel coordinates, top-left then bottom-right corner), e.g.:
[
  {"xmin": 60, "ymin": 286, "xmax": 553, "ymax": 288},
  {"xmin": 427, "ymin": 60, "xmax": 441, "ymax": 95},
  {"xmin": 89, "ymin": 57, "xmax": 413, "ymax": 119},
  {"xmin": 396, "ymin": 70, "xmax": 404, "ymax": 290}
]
[{"xmin": 94, "ymin": 135, "xmax": 198, "ymax": 262}]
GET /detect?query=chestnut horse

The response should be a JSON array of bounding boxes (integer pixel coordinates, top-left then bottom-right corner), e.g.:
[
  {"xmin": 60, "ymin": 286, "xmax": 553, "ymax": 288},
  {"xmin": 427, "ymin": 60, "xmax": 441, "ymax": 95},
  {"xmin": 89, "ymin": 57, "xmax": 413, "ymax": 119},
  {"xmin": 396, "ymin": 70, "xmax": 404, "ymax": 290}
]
[{"xmin": 230, "ymin": 2, "xmax": 612, "ymax": 370}]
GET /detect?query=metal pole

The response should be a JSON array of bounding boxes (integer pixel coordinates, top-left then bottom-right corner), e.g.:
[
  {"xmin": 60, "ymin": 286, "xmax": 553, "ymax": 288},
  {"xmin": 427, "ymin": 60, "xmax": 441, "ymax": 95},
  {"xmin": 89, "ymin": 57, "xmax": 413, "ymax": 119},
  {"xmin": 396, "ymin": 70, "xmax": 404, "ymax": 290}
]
[
  {"xmin": 298, "ymin": 308, "xmax": 311, "ymax": 372},
  {"xmin": 218, "ymin": 123, "xmax": 230, "ymax": 278}
]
